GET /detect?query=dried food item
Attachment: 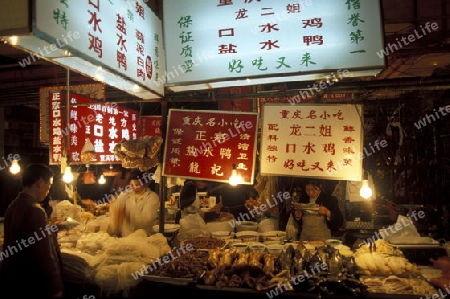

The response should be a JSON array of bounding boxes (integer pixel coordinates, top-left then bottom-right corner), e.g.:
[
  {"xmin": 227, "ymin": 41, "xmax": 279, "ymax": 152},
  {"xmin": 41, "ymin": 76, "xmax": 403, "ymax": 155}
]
[
  {"xmin": 354, "ymin": 252, "xmax": 421, "ymax": 277},
  {"xmin": 183, "ymin": 236, "xmax": 226, "ymax": 250},
  {"xmin": 355, "ymin": 239, "xmax": 403, "ymax": 256},
  {"xmin": 202, "ymin": 248, "xmax": 285, "ymax": 291},
  {"xmin": 360, "ymin": 275, "xmax": 437, "ymax": 296},
  {"xmin": 149, "ymin": 250, "xmax": 209, "ymax": 279},
  {"xmin": 113, "ymin": 136, "xmax": 163, "ymax": 171},
  {"xmin": 119, "ymin": 139, "xmax": 147, "ymax": 158}
]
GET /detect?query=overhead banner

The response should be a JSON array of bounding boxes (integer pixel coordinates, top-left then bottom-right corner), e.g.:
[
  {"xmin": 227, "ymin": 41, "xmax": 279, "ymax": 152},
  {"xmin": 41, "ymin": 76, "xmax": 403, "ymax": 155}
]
[
  {"xmin": 34, "ymin": 0, "xmax": 164, "ymax": 97},
  {"xmin": 49, "ymin": 93, "xmax": 139, "ymax": 165},
  {"xmin": 163, "ymin": 0, "xmax": 384, "ymax": 87},
  {"xmin": 163, "ymin": 109, "xmax": 259, "ymax": 184},
  {"xmin": 260, "ymin": 103, "xmax": 363, "ymax": 180}
]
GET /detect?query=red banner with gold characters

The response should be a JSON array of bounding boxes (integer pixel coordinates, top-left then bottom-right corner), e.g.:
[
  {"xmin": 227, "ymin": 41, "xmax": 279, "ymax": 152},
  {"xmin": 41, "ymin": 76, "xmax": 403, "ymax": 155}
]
[
  {"xmin": 163, "ymin": 109, "xmax": 259, "ymax": 184},
  {"xmin": 49, "ymin": 93, "xmax": 139, "ymax": 165}
]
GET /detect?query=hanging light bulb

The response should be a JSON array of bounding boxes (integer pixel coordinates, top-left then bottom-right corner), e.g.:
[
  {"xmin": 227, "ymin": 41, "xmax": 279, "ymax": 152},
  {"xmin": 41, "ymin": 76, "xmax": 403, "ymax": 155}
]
[
  {"xmin": 9, "ymin": 159, "xmax": 20, "ymax": 174},
  {"xmin": 63, "ymin": 166, "xmax": 74, "ymax": 183},
  {"xmin": 360, "ymin": 179, "xmax": 373, "ymax": 199},
  {"xmin": 98, "ymin": 174, "xmax": 106, "ymax": 184},
  {"xmin": 229, "ymin": 163, "xmax": 243, "ymax": 186}
]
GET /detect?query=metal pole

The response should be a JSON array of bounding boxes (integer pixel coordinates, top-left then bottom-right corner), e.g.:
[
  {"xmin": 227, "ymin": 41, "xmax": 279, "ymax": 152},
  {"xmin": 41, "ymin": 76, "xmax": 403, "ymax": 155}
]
[
  {"xmin": 158, "ymin": 100, "xmax": 168, "ymax": 234},
  {"xmin": 66, "ymin": 68, "xmax": 70, "ymax": 155}
]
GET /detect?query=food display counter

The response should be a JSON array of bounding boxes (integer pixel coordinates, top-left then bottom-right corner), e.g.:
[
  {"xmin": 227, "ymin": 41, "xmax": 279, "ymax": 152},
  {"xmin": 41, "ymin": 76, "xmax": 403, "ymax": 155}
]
[{"xmin": 41, "ymin": 199, "xmax": 449, "ymax": 299}]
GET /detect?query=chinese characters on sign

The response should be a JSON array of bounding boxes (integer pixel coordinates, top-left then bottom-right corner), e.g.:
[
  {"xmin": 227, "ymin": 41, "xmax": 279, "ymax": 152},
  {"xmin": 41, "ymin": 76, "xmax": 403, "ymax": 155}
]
[
  {"xmin": 163, "ymin": 109, "xmax": 258, "ymax": 184},
  {"xmin": 40, "ymin": 84, "xmax": 105, "ymax": 143},
  {"xmin": 139, "ymin": 115, "xmax": 162, "ymax": 137},
  {"xmin": 49, "ymin": 92, "xmax": 64, "ymax": 164},
  {"xmin": 260, "ymin": 104, "xmax": 363, "ymax": 180},
  {"xmin": 49, "ymin": 93, "xmax": 139, "ymax": 165},
  {"xmin": 163, "ymin": 0, "xmax": 384, "ymax": 85},
  {"xmin": 35, "ymin": 0, "xmax": 164, "ymax": 95}
]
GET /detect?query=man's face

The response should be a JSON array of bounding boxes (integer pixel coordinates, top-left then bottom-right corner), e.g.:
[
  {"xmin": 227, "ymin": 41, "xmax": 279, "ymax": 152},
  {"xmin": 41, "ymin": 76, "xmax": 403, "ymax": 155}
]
[
  {"xmin": 38, "ymin": 177, "xmax": 53, "ymax": 202},
  {"xmin": 130, "ymin": 179, "xmax": 144, "ymax": 194}
]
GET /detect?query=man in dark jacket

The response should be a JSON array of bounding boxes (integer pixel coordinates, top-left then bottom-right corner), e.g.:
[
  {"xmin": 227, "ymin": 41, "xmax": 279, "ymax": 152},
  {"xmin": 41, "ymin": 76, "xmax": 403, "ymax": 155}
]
[{"xmin": 0, "ymin": 164, "xmax": 64, "ymax": 297}]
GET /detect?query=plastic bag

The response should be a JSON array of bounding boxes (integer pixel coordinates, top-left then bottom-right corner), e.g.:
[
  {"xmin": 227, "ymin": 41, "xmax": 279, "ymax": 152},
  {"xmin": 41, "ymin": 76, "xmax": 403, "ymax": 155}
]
[
  {"xmin": 177, "ymin": 213, "xmax": 209, "ymax": 242},
  {"xmin": 285, "ymin": 213, "xmax": 298, "ymax": 240},
  {"xmin": 81, "ymin": 138, "xmax": 96, "ymax": 163}
]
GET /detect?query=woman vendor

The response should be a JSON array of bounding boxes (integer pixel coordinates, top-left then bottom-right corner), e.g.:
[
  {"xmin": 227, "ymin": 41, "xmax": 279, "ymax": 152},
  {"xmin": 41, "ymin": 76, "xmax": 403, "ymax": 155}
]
[{"xmin": 293, "ymin": 180, "xmax": 343, "ymax": 241}]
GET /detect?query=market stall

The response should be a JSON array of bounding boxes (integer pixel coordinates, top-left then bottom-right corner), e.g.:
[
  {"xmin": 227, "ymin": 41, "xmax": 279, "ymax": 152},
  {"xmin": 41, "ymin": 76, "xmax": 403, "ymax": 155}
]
[{"xmin": 48, "ymin": 198, "xmax": 450, "ymax": 299}]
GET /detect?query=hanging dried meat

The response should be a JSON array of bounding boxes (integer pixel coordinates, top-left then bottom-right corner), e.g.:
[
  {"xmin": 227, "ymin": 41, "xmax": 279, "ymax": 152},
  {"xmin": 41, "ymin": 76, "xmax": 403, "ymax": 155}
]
[{"xmin": 113, "ymin": 135, "xmax": 163, "ymax": 171}]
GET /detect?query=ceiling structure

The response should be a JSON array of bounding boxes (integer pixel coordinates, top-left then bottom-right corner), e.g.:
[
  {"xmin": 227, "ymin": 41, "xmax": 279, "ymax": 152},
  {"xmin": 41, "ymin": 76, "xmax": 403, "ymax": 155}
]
[{"xmin": 0, "ymin": 0, "xmax": 449, "ymax": 110}]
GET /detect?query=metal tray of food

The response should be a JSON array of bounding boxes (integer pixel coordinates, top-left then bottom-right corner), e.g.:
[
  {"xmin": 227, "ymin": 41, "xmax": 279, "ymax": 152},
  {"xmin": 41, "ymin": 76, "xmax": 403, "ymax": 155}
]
[
  {"xmin": 195, "ymin": 284, "xmax": 257, "ymax": 293},
  {"xmin": 386, "ymin": 238, "xmax": 441, "ymax": 249},
  {"xmin": 143, "ymin": 275, "xmax": 195, "ymax": 286}
]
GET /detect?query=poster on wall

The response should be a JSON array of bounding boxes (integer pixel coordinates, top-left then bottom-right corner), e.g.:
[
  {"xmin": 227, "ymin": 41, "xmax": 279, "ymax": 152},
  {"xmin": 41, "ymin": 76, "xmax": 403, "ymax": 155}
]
[
  {"xmin": 260, "ymin": 103, "xmax": 363, "ymax": 180},
  {"xmin": 162, "ymin": 109, "xmax": 259, "ymax": 184},
  {"xmin": 49, "ymin": 93, "xmax": 139, "ymax": 165}
]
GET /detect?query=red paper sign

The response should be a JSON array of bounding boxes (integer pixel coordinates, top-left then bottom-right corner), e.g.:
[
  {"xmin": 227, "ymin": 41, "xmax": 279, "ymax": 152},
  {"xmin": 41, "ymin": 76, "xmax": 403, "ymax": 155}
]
[
  {"xmin": 49, "ymin": 93, "xmax": 139, "ymax": 165},
  {"xmin": 163, "ymin": 109, "xmax": 259, "ymax": 184},
  {"xmin": 139, "ymin": 115, "xmax": 162, "ymax": 137}
]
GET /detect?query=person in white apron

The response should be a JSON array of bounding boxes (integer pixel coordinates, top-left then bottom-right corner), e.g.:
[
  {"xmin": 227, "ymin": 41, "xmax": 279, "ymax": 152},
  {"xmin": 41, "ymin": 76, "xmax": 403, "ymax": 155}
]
[{"xmin": 294, "ymin": 180, "xmax": 343, "ymax": 242}]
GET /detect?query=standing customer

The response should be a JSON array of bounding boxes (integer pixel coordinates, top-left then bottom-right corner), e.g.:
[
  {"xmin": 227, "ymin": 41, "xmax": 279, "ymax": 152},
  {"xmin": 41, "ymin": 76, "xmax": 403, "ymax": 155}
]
[
  {"xmin": 107, "ymin": 170, "xmax": 160, "ymax": 237},
  {"xmin": 294, "ymin": 180, "xmax": 343, "ymax": 241},
  {"xmin": 0, "ymin": 163, "xmax": 64, "ymax": 298}
]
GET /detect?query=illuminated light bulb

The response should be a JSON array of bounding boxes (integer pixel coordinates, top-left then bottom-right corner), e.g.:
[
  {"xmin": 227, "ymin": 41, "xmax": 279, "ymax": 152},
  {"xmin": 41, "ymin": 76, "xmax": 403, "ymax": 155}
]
[
  {"xmin": 62, "ymin": 167, "xmax": 74, "ymax": 183},
  {"xmin": 98, "ymin": 174, "xmax": 106, "ymax": 184},
  {"xmin": 228, "ymin": 164, "xmax": 243, "ymax": 186},
  {"xmin": 360, "ymin": 180, "xmax": 373, "ymax": 199},
  {"xmin": 9, "ymin": 159, "xmax": 20, "ymax": 174}
]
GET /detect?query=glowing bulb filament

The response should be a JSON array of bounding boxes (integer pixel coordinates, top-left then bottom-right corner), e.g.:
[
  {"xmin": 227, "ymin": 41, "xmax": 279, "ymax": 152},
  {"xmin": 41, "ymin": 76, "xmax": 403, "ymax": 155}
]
[
  {"xmin": 360, "ymin": 180, "xmax": 373, "ymax": 199},
  {"xmin": 9, "ymin": 159, "xmax": 20, "ymax": 174}
]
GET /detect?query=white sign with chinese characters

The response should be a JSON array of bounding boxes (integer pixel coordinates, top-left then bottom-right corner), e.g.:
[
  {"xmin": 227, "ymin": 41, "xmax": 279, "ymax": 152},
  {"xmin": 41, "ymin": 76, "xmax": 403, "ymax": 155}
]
[
  {"xmin": 260, "ymin": 103, "xmax": 363, "ymax": 180},
  {"xmin": 163, "ymin": 0, "xmax": 384, "ymax": 86},
  {"xmin": 34, "ymin": 0, "xmax": 164, "ymax": 96}
]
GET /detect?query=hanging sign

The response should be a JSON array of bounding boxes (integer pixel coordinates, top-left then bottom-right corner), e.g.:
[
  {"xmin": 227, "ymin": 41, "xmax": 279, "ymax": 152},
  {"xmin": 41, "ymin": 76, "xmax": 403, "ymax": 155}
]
[
  {"xmin": 139, "ymin": 115, "xmax": 162, "ymax": 137},
  {"xmin": 260, "ymin": 103, "xmax": 363, "ymax": 180},
  {"xmin": 49, "ymin": 93, "xmax": 139, "ymax": 165},
  {"xmin": 163, "ymin": 109, "xmax": 259, "ymax": 184},
  {"xmin": 163, "ymin": 0, "xmax": 384, "ymax": 88},
  {"xmin": 40, "ymin": 84, "xmax": 105, "ymax": 143},
  {"xmin": 34, "ymin": 0, "xmax": 164, "ymax": 97}
]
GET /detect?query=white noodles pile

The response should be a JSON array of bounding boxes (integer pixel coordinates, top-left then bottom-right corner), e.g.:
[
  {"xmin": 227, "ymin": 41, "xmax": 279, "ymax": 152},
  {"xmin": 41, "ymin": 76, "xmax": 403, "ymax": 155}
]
[{"xmin": 62, "ymin": 229, "xmax": 171, "ymax": 296}]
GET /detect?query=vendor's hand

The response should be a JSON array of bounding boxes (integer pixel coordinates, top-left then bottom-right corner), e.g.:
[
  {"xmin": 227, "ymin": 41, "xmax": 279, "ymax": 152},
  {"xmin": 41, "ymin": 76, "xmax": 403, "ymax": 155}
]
[
  {"xmin": 318, "ymin": 206, "xmax": 331, "ymax": 218},
  {"xmin": 245, "ymin": 199, "xmax": 259, "ymax": 210}
]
